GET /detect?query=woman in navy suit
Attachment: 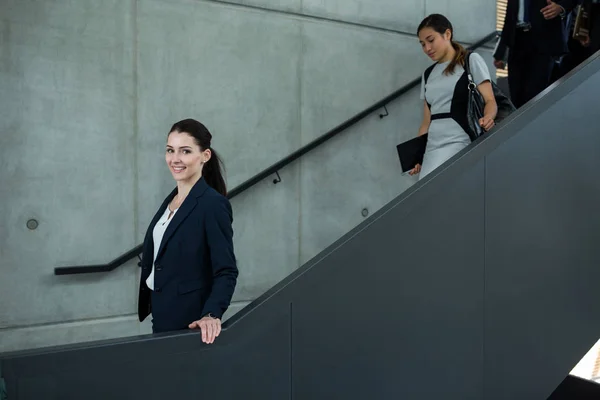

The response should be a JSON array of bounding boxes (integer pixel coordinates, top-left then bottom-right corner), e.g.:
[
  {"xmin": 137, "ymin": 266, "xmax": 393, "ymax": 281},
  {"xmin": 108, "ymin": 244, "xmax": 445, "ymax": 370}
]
[{"xmin": 138, "ymin": 118, "xmax": 238, "ymax": 344}]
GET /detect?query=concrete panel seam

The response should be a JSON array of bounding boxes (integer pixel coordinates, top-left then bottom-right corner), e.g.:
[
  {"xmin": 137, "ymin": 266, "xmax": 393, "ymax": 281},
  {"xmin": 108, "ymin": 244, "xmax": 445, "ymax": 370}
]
[
  {"xmin": 0, "ymin": 313, "xmax": 140, "ymax": 332},
  {"xmin": 230, "ymin": 300, "xmax": 252, "ymax": 307},
  {"xmin": 200, "ymin": 0, "xmax": 423, "ymax": 40},
  {"xmin": 0, "ymin": 298, "xmax": 251, "ymax": 331},
  {"xmin": 132, "ymin": 0, "xmax": 140, "ymax": 314},
  {"xmin": 132, "ymin": 0, "xmax": 140, "ymax": 243},
  {"xmin": 297, "ymin": 23, "xmax": 304, "ymax": 271}
]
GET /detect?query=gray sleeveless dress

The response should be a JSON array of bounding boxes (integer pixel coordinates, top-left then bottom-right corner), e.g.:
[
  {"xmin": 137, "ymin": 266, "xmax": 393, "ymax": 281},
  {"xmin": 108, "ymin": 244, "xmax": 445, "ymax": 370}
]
[{"xmin": 418, "ymin": 53, "xmax": 491, "ymax": 179}]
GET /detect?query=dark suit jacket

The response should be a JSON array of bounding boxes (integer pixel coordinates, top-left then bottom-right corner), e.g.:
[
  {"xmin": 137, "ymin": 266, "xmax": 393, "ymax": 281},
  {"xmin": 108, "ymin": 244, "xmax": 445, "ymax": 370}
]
[
  {"xmin": 495, "ymin": 0, "xmax": 578, "ymax": 59},
  {"xmin": 138, "ymin": 178, "xmax": 238, "ymax": 332}
]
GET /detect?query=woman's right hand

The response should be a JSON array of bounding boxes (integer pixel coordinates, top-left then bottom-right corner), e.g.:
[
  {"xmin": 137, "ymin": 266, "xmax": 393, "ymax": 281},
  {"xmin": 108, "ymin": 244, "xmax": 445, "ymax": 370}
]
[
  {"xmin": 409, "ymin": 164, "xmax": 421, "ymax": 175},
  {"xmin": 189, "ymin": 315, "xmax": 222, "ymax": 344}
]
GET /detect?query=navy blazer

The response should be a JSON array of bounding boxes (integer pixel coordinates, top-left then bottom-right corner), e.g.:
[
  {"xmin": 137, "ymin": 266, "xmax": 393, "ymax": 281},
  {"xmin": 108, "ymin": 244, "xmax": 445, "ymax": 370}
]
[
  {"xmin": 138, "ymin": 178, "xmax": 238, "ymax": 333},
  {"xmin": 495, "ymin": 0, "xmax": 577, "ymax": 59}
]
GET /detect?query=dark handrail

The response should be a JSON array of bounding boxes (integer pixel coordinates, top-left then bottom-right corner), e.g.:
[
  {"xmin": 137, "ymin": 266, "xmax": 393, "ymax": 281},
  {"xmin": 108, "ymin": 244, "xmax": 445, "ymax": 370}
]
[{"xmin": 54, "ymin": 31, "xmax": 499, "ymax": 275}]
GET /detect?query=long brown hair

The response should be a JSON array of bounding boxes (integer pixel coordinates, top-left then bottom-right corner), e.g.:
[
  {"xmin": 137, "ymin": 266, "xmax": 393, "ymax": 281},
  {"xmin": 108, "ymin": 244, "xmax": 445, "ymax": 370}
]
[
  {"xmin": 169, "ymin": 119, "xmax": 227, "ymax": 196},
  {"xmin": 418, "ymin": 14, "xmax": 467, "ymax": 75}
]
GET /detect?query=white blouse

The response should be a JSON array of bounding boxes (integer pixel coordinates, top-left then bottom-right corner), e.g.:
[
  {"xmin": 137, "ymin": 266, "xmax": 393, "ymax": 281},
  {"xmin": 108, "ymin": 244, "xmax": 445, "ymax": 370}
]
[{"xmin": 145, "ymin": 206, "xmax": 178, "ymax": 291}]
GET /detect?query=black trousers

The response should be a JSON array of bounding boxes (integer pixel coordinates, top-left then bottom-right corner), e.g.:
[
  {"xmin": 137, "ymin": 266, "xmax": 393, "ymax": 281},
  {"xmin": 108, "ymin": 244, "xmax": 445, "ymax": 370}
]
[
  {"xmin": 590, "ymin": 4, "xmax": 600, "ymax": 54},
  {"xmin": 557, "ymin": 37, "xmax": 591, "ymax": 80},
  {"xmin": 508, "ymin": 30, "xmax": 556, "ymax": 108}
]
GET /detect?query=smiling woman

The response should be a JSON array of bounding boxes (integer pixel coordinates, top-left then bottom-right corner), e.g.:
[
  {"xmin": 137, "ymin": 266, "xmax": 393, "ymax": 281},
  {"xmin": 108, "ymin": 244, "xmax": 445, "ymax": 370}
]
[
  {"xmin": 137, "ymin": 119, "xmax": 238, "ymax": 344},
  {"xmin": 166, "ymin": 119, "xmax": 227, "ymax": 197}
]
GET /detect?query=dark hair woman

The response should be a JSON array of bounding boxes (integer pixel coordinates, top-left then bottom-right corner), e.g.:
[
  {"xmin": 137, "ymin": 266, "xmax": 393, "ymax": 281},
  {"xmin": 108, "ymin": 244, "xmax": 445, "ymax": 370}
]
[
  {"xmin": 410, "ymin": 14, "xmax": 498, "ymax": 179},
  {"xmin": 138, "ymin": 118, "xmax": 238, "ymax": 344}
]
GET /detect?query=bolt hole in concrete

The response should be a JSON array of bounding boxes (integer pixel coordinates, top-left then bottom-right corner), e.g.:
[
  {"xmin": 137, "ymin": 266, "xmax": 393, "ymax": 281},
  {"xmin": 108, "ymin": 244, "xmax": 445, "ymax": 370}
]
[
  {"xmin": 361, "ymin": 208, "xmax": 369, "ymax": 218},
  {"xmin": 26, "ymin": 219, "xmax": 39, "ymax": 230}
]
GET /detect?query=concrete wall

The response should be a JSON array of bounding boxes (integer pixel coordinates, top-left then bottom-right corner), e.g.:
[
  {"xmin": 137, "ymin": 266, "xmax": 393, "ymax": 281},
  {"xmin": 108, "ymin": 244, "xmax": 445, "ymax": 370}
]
[{"xmin": 0, "ymin": 0, "xmax": 496, "ymax": 352}]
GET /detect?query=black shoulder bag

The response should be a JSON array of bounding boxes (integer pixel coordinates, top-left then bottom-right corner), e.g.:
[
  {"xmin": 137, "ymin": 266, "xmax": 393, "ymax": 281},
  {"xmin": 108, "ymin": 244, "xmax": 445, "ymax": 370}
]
[{"xmin": 464, "ymin": 52, "xmax": 516, "ymax": 139}]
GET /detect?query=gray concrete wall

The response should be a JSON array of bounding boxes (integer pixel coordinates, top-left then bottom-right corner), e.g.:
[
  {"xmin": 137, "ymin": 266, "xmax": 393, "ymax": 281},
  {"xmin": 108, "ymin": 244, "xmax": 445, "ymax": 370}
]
[{"xmin": 0, "ymin": 0, "xmax": 496, "ymax": 352}]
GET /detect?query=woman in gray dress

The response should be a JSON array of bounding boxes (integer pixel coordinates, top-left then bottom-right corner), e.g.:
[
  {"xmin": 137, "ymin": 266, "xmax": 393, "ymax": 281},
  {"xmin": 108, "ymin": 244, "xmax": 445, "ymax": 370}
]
[{"xmin": 409, "ymin": 14, "xmax": 498, "ymax": 179}]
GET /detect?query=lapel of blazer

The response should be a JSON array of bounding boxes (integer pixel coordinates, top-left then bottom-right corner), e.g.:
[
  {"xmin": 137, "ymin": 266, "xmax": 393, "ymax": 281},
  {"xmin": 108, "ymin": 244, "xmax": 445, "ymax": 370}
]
[
  {"xmin": 142, "ymin": 188, "xmax": 177, "ymax": 266},
  {"xmin": 155, "ymin": 178, "xmax": 210, "ymax": 261}
]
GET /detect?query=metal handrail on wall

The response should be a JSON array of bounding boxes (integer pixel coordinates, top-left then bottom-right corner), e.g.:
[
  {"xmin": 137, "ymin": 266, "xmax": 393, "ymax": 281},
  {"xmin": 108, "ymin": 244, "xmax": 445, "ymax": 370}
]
[{"xmin": 54, "ymin": 31, "xmax": 499, "ymax": 276}]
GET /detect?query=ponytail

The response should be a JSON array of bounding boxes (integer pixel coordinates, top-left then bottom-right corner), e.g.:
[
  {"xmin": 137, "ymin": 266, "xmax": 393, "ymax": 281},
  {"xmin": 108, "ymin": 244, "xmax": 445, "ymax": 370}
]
[
  {"xmin": 168, "ymin": 119, "xmax": 228, "ymax": 196},
  {"xmin": 204, "ymin": 148, "xmax": 227, "ymax": 196},
  {"xmin": 444, "ymin": 41, "xmax": 467, "ymax": 75}
]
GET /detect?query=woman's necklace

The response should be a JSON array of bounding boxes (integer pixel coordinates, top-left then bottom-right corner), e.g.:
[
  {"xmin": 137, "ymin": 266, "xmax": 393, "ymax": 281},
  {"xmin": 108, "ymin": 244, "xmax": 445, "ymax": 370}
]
[
  {"xmin": 170, "ymin": 194, "xmax": 185, "ymax": 211},
  {"xmin": 162, "ymin": 194, "xmax": 185, "ymax": 225}
]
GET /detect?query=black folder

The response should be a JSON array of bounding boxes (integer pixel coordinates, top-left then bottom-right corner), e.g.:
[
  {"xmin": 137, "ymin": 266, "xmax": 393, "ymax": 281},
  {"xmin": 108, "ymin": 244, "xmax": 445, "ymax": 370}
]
[{"xmin": 396, "ymin": 134, "xmax": 428, "ymax": 173}]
